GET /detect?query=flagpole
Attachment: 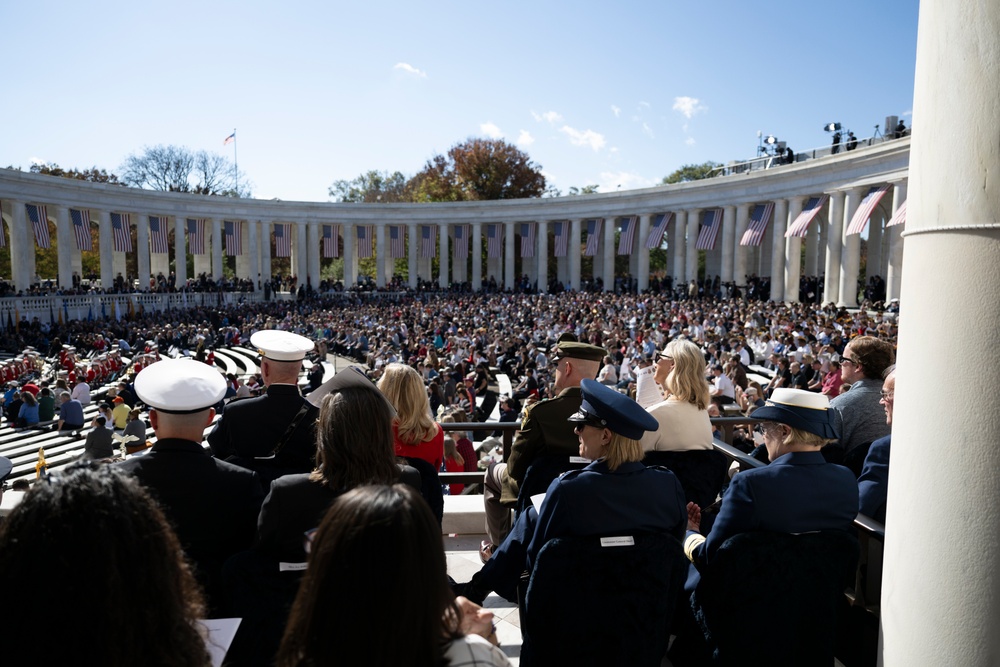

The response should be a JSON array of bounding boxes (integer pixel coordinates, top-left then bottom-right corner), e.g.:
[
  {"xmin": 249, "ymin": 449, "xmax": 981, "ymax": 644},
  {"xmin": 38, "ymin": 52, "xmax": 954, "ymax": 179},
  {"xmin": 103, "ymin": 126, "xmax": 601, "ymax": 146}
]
[{"xmin": 232, "ymin": 128, "xmax": 238, "ymax": 195}]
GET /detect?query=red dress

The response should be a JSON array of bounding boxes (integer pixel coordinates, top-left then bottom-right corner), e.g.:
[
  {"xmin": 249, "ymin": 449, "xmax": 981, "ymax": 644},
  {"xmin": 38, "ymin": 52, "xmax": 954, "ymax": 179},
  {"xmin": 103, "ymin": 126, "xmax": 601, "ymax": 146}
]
[{"xmin": 392, "ymin": 422, "xmax": 444, "ymax": 471}]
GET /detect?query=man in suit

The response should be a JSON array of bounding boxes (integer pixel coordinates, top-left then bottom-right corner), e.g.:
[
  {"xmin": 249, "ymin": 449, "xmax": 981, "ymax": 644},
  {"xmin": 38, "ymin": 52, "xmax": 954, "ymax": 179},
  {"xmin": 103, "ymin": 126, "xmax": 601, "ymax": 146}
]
[
  {"xmin": 830, "ymin": 336, "xmax": 895, "ymax": 454},
  {"xmin": 858, "ymin": 366, "xmax": 895, "ymax": 522},
  {"xmin": 119, "ymin": 358, "xmax": 264, "ymax": 614},
  {"xmin": 208, "ymin": 329, "xmax": 318, "ymax": 486},
  {"xmin": 481, "ymin": 338, "xmax": 605, "ymax": 558}
]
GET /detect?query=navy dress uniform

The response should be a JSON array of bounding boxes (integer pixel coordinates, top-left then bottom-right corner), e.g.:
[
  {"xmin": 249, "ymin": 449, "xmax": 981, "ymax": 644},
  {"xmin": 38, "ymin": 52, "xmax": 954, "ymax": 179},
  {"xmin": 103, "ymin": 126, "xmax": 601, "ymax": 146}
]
[
  {"xmin": 463, "ymin": 380, "xmax": 687, "ymax": 603},
  {"xmin": 208, "ymin": 330, "xmax": 319, "ymax": 485}
]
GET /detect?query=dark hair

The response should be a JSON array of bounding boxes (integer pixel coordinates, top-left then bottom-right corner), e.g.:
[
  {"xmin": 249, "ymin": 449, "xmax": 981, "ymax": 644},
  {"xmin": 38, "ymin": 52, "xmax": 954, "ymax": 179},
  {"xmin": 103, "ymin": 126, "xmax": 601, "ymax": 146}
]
[
  {"xmin": 311, "ymin": 387, "xmax": 399, "ymax": 491},
  {"xmin": 277, "ymin": 485, "xmax": 460, "ymax": 667},
  {"xmin": 846, "ymin": 336, "xmax": 895, "ymax": 380},
  {"xmin": 0, "ymin": 464, "xmax": 210, "ymax": 666}
]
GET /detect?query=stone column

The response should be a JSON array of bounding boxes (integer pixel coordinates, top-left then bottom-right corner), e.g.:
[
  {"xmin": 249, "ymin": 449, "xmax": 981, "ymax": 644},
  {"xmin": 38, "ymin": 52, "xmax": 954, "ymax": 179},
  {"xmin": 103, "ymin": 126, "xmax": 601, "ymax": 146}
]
[
  {"xmin": 305, "ymin": 222, "xmax": 319, "ymax": 290},
  {"xmin": 248, "ymin": 221, "xmax": 260, "ymax": 288},
  {"xmin": 136, "ymin": 213, "xmax": 150, "ymax": 290},
  {"xmin": 439, "ymin": 222, "xmax": 450, "ymax": 289},
  {"xmin": 376, "ymin": 224, "xmax": 387, "ymax": 288},
  {"xmin": 733, "ymin": 204, "xmax": 750, "ymax": 288},
  {"xmin": 720, "ymin": 206, "xmax": 736, "ymax": 284},
  {"xmin": 210, "ymin": 219, "xmax": 222, "ymax": 281},
  {"xmin": 504, "ymin": 222, "xmax": 515, "ymax": 290},
  {"xmin": 685, "ymin": 209, "xmax": 700, "ymax": 282},
  {"xmin": 408, "ymin": 224, "xmax": 418, "ymax": 288},
  {"xmin": 673, "ymin": 210, "xmax": 687, "ymax": 285},
  {"xmin": 260, "ymin": 221, "xmax": 272, "ymax": 283},
  {"xmin": 570, "ymin": 218, "xmax": 582, "ymax": 290},
  {"xmin": 885, "ymin": 181, "xmax": 907, "ymax": 302},
  {"xmin": 769, "ymin": 199, "xmax": 788, "ymax": 302},
  {"xmin": 471, "ymin": 222, "xmax": 482, "ymax": 290},
  {"xmin": 637, "ymin": 214, "xmax": 651, "ymax": 291},
  {"xmin": 53, "ymin": 206, "xmax": 73, "ymax": 289},
  {"xmin": 172, "ymin": 211, "xmax": 187, "ymax": 289},
  {"xmin": 101, "ymin": 210, "xmax": 115, "ymax": 289},
  {"xmin": 883, "ymin": 3, "xmax": 1000, "ymax": 663},
  {"xmin": 823, "ymin": 191, "xmax": 845, "ymax": 305},
  {"xmin": 538, "ymin": 221, "xmax": 549, "ymax": 293},
  {"xmin": 784, "ymin": 197, "xmax": 805, "ymax": 303},
  {"xmin": 8, "ymin": 201, "xmax": 30, "ymax": 291},
  {"xmin": 603, "ymin": 216, "xmax": 615, "ymax": 291},
  {"xmin": 804, "ymin": 208, "xmax": 821, "ymax": 277},
  {"xmin": 342, "ymin": 223, "xmax": 355, "ymax": 288},
  {"xmin": 838, "ymin": 187, "xmax": 864, "ymax": 307}
]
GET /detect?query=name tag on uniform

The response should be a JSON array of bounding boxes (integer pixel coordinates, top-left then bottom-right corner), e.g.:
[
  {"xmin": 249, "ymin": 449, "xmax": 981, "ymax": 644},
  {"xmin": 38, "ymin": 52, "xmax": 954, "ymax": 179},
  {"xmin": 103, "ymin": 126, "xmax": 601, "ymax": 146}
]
[
  {"xmin": 569, "ymin": 456, "xmax": 589, "ymax": 463},
  {"xmin": 600, "ymin": 536, "xmax": 635, "ymax": 547},
  {"xmin": 279, "ymin": 562, "xmax": 308, "ymax": 571}
]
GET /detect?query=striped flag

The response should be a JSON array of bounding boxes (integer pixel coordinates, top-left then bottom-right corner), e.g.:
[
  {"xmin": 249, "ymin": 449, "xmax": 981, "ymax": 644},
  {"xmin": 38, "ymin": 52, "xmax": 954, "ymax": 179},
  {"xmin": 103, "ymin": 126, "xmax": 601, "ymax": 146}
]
[
  {"xmin": 420, "ymin": 225, "xmax": 436, "ymax": 258},
  {"xmin": 646, "ymin": 213, "xmax": 672, "ymax": 249},
  {"xmin": 389, "ymin": 225, "xmax": 405, "ymax": 258},
  {"xmin": 111, "ymin": 213, "xmax": 133, "ymax": 252},
  {"xmin": 0, "ymin": 207, "xmax": 5, "ymax": 248},
  {"xmin": 739, "ymin": 203, "xmax": 775, "ymax": 247},
  {"xmin": 520, "ymin": 222, "xmax": 536, "ymax": 258},
  {"xmin": 357, "ymin": 225, "xmax": 374, "ymax": 258},
  {"xmin": 224, "ymin": 220, "xmax": 243, "ymax": 256},
  {"xmin": 149, "ymin": 216, "xmax": 169, "ymax": 254},
  {"xmin": 584, "ymin": 219, "xmax": 602, "ymax": 256},
  {"xmin": 785, "ymin": 195, "xmax": 829, "ymax": 237},
  {"xmin": 185, "ymin": 218, "xmax": 205, "ymax": 255},
  {"xmin": 223, "ymin": 132, "xmax": 235, "ymax": 146},
  {"xmin": 554, "ymin": 221, "xmax": 569, "ymax": 257},
  {"xmin": 274, "ymin": 223, "xmax": 291, "ymax": 257},
  {"xmin": 322, "ymin": 224, "xmax": 339, "ymax": 258},
  {"xmin": 453, "ymin": 224, "xmax": 469, "ymax": 260},
  {"xmin": 847, "ymin": 185, "xmax": 891, "ymax": 235},
  {"xmin": 486, "ymin": 224, "xmax": 502, "ymax": 258},
  {"xmin": 887, "ymin": 200, "xmax": 907, "ymax": 228},
  {"xmin": 617, "ymin": 216, "xmax": 637, "ymax": 255},
  {"xmin": 26, "ymin": 204, "xmax": 50, "ymax": 248},
  {"xmin": 695, "ymin": 209, "xmax": 724, "ymax": 250},
  {"xmin": 70, "ymin": 209, "xmax": 93, "ymax": 251}
]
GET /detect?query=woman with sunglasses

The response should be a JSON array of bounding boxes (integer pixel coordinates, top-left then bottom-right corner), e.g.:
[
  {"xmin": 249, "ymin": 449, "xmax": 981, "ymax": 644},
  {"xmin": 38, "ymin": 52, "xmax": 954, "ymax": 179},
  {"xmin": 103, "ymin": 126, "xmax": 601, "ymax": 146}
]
[
  {"xmin": 457, "ymin": 380, "xmax": 687, "ymax": 603},
  {"xmin": 641, "ymin": 338, "xmax": 715, "ymax": 452}
]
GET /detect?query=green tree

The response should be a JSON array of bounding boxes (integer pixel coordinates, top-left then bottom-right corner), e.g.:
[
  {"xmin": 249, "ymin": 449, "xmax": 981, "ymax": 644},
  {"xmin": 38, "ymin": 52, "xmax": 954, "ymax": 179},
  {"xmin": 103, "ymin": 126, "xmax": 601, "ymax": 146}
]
[
  {"xmin": 409, "ymin": 138, "xmax": 546, "ymax": 202},
  {"xmin": 120, "ymin": 145, "xmax": 248, "ymax": 196},
  {"xmin": 568, "ymin": 185, "xmax": 600, "ymax": 195},
  {"xmin": 661, "ymin": 161, "xmax": 722, "ymax": 184},
  {"xmin": 30, "ymin": 163, "xmax": 123, "ymax": 184},
  {"xmin": 329, "ymin": 170, "xmax": 411, "ymax": 203}
]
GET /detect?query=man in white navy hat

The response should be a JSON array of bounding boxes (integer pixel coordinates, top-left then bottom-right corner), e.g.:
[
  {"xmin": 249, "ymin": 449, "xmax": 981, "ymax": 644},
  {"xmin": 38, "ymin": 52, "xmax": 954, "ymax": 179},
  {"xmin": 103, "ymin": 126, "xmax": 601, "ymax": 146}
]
[
  {"xmin": 119, "ymin": 358, "xmax": 264, "ymax": 614},
  {"xmin": 208, "ymin": 329, "xmax": 318, "ymax": 485}
]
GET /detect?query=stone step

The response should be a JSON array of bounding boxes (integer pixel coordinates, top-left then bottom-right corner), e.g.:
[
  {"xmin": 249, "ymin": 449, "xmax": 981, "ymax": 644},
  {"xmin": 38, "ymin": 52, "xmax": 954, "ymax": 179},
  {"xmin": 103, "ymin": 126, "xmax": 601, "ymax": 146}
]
[{"xmin": 443, "ymin": 494, "xmax": 486, "ymax": 535}]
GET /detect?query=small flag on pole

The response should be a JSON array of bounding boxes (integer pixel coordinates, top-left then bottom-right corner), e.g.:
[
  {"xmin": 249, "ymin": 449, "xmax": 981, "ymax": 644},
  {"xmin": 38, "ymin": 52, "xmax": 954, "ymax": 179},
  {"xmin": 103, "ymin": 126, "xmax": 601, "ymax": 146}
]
[{"xmin": 223, "ymin": 132, "xmax": 235, "ymax": 146}]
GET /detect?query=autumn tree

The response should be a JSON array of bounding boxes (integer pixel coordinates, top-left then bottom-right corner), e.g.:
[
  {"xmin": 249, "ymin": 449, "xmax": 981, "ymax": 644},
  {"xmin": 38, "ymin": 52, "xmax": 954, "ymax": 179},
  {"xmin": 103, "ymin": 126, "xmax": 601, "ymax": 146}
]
[
  {"xmin": 661, "ymin": 161, "xmax": 722, "ymax": 184},
  {"xmin": 409, "ymin": 138, "xmax": 546, "ymax": 202},
  {"xmin": 29, "ymin": 163, "xmax": 123, "ymax": 184},
  {"xmin": 329, "ymin": 170, "xmax": 411, "ymax": 203}
]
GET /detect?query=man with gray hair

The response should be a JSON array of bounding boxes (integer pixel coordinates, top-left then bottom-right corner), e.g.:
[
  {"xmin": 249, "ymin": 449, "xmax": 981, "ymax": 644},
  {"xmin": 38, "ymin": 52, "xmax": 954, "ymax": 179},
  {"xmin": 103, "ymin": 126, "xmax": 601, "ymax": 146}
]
[{"xmin": 55, "ymin": 391, "xmax": 84, "ymax": 432}]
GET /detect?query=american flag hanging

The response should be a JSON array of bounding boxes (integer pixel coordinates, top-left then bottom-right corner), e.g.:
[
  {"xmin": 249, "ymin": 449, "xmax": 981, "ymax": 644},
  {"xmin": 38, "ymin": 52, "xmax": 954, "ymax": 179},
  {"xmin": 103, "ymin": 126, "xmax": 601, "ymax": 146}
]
[
  {"xmin": 185, "ymin": 218, "xmax": 205, "ymax": 255},
  {"xmin": 617, "ymin": 216, "xmax": 637, "ymax": 255},
  {"xmin": 695, "ymin": 209, "xmax": 724, "ymax": 250},
  {"xmin": 357, "ymin": 225, "xmax": 374, "ymax": 258},
  {"xmin": 389, "ymin": 225, "xmax": 405, "ymax": 258},
  {"xmin": 149, "ymin": 216, "xmax": 169, "ymax": 254},
  {"xmin": 520, "ymin": 222, "xmax": 536, "ymax": 258},
  {"xmin": 887, "ymin": 200, "xmax": 907, "ymax": 228},
  {"xmin": 0, "ymin": 202, "xmax": 5, "ymax": 249},
  {"xmin": 111, "ymin": 213, "xmax": 133, "ymax": 252},
  {"xmin": 26, "ymin": 204, "xmax": 51, "ymax": 249},
  {"xmin": 322, "ymin": 225, "xmax": 339, "ymax": 258},
  {"xmin": 785, "ymin": 196, "xmax": 829, "ymax": 238},
  {"xmin": 486, "ymin": 224, "xmax": 502, "ymax": 259},
  {"xmin": 584, "ymin": 219, "xmax": 603, "ymax": 256},
  {"xmin": 274, "ymin": 223, "xmax": 291, "ymax": 257},
  {"xmin": 740, "ymin": 203, "xmax": 775, "ymax": 247},
  {"xmin": 70, "ymin": 209, "xmax": 93, "ymax": 251},
  {"xmin": 645, "ymin": 213, "xmax": 672, "ymax": 249},
  {"xmin": 553, "ymin": 221, "xmax": 569, "ymax": 257},
  {"xmin": 846, "ymin": 185, "xmax": 891, "ymax": 235},
  {"xmin": 453, "ymin": 224, "xmax": 469, "ymax": 260},
  {"xmin": 420, "ymin": 225, "xmax": 436, "ymax": 258},
  {"xmin": 224, "ymin": 220, "xmax": 243, "ymax": 256}
]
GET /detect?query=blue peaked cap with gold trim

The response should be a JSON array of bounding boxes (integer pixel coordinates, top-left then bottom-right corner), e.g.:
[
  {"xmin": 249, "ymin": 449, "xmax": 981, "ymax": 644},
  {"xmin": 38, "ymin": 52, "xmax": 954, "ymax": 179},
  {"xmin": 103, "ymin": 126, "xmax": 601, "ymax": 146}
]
[{"xmin": 568, "ymin": 379, "xmax": 659, "ymax": 440}]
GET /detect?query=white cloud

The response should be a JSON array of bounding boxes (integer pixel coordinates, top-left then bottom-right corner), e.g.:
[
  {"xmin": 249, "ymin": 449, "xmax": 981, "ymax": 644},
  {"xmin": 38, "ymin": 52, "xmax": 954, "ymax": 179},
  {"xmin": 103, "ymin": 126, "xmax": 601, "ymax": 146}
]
[
  {"xmin": 685, "ymin": 137, "xmax": 696, "ymax": 146},
  {"xmin": 673, "ymin": 96, "xmax": 707, "ymax": 119},
  {"xmin": 480, "ymin": 122, "xmax": 503, "ymax": 139},
  {"xmin": 642, "ymin": 122, "xmax": 654, "ymax": 138},
  {"xmin": 597, "ymin": 171, "xmax": 657, "ymax": 192},
  {"xmin": 560, "ymin": 125, "xmax": 606, "ymax": 151},
  {"xmin": 516, "ymin": 130, "xmax": 535, "ymax": 146},
  {"xmin": 638, "ymin": 101, "xmax": 651, "ymax": 110},
  {"xmin": 393, "ymin": 62, "xmax": 427, "ymax": 78},
  {"xmin": 611, "ymin": 105, "xmax": 621, "ymax": 118},
  {"xmin": 902, "ymin": 109, "xmax": 913, "ymax": 116},
  {"xmin": 532, "ymin": 110, "xmax": 563, "ymax": 124},
  {"xmin": 29, "ymin": 156, "xmax": 45, "ymax": 165}
]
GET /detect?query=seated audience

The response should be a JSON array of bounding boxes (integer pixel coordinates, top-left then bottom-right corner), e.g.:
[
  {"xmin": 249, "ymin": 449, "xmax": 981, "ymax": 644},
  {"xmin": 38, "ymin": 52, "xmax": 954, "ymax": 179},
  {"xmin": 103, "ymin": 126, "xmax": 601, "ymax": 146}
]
[
  {"xmin": 641, "ymin": 339, "xmax": 714, "ymax": 452},
  {"xmin": 378, "ymin": 363, "xmax": 444, "ymax": 470},
  {"xmin": 858, "ymin": 366, "xmax": 895, "ymax": 522}
]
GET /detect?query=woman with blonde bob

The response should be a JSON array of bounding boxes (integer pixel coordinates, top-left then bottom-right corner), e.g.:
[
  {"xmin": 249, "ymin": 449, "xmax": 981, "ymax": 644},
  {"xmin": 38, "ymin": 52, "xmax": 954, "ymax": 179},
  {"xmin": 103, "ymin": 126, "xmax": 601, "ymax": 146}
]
[
  {"xmin": 641, "ymin": 338, "xmax": 714, "ymax": 452},
  {"xmin": 378, "ymin": 363, "xmax": 444, "ymax": 470}
]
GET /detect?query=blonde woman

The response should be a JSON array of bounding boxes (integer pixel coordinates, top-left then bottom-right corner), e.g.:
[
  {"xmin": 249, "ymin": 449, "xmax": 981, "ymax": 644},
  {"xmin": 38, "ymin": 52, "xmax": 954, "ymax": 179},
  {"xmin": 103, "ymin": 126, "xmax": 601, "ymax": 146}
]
[
  {"xmin": 378, "ymin": 363, "xmax": 444, "ymax": 470},
  {"xmin": 641, "ymin": 338, "xmax": 714, "ymax": 452}
]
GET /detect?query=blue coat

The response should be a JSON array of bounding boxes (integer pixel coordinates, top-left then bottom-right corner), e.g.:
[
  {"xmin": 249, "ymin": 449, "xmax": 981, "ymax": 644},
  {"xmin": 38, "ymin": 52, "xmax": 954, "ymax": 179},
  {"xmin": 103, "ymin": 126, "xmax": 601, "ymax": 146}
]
[
  {"xmin": 858, "ymin": 435, "xmax": 891, "ymax": 523},
  {"xmin": 691, "ymin": 451, "xmax": 858, "ymax": 571}
]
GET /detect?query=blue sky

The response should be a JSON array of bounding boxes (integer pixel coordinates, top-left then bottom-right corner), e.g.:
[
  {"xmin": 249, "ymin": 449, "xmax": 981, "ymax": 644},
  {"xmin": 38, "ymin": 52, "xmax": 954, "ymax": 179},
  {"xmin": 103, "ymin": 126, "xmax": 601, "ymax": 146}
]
[{"xmin": 1, "ymin": 0, "xmax": 919, "ymax": 202}]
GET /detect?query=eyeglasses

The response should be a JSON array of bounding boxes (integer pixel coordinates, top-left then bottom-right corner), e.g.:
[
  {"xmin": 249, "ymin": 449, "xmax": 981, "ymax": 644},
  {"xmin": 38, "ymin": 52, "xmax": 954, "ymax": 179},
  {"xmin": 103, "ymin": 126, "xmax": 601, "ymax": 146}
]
[
  {"xmin": 573, "ymin": 416, "xmax": 606, "ymax": 432},
  {"xmin": 754, "ymin": 422, "xmax": 782, "ymax": 435},
  {"xmin": 842, "ymin": 357, "xmax": 860, "ymax": 366},
  {"xmin": 658, "ymin": 355, "xmax": 673, "ymax": 362},
  {"xmin": 879, "ymin": 390, "xmax": 894, "ymax": 400}
]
